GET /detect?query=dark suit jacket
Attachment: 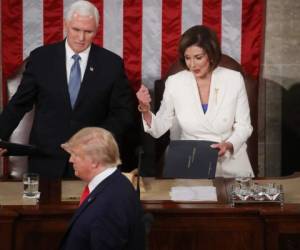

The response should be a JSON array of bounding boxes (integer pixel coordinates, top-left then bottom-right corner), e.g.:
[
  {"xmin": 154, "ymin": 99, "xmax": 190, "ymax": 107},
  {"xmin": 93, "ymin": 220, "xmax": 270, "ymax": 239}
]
[
  {"xmin": 60, "ymin": 169, "xmax": 145, "ymax": 250},
  {"xmin": 0, "ymin": 41, "xmax": 136, "ymax": 178}
]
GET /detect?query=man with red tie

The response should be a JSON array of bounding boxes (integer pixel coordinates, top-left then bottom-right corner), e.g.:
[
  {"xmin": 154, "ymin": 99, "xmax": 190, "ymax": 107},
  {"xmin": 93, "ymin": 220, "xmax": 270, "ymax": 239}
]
[{"xmin": 60, "ymin": 127, "xmax": 145, "ymax": 250}]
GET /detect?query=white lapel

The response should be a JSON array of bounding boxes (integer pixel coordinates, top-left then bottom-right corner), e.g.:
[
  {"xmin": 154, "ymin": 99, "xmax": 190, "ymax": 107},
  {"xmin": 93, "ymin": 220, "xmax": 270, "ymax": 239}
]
[
  {"xmin": 205, "ymin": 67, "xmax": 227, "ymax": 124},
  {"xmin": 188, "ymin": 72, "xmax": 205, "ymax": 116},
  {"xmin": 185, "ymin": 71, "xmax": 217, "ymax": 133}
]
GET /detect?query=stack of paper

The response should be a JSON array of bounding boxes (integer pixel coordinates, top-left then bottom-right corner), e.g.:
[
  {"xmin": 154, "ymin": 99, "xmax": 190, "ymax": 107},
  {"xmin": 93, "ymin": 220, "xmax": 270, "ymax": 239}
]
[{"xmin": 170, "ymin": 186, "xmax": 217, "ymax": 201}]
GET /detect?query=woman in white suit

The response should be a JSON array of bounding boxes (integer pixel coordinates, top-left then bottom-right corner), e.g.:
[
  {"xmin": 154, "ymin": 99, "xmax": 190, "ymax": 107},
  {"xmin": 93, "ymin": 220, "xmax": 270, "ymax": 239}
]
[{"xmin": 136, "ymin": 25, "xmax": 254, "ymax": 178}]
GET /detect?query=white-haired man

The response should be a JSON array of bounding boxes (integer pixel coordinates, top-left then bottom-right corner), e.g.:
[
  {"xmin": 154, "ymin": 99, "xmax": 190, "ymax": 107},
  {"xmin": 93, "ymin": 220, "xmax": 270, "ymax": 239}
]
[
  {"xmin": 60, "ymin": 127, "xmax": 145, "ymax": 250},
  {"xmin": 0, "ymin": 1, "xmax": 135, "ymax": 178}
]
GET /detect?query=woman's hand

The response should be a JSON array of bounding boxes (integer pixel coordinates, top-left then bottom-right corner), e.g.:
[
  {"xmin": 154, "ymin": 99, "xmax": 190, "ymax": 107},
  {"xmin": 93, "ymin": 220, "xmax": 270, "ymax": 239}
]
[
  {"xmin": 136, "ymin": 85, "xmax": 152, "ymax": 126},
  {"xmin": 211, "ymin": 142, "xmax": 233, "ymax": 157},
  {"xmin": 136, "ymin": 85, "xmax": 151, "ymax": 113}
]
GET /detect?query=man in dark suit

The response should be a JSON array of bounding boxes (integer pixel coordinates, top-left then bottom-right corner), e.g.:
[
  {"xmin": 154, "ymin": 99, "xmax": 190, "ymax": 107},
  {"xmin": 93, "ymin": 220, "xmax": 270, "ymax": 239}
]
[
  {"xmin": 60, "ymin": 127, "xmax": 145, "ymax": 250},
  {"xmin": 0, "ymin": 1, "xmax": 136, "ymax": 178}
]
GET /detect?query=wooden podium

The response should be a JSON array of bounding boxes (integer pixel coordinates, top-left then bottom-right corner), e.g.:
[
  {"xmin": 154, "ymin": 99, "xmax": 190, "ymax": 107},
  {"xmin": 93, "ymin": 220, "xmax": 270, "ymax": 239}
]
[{"xmin": 1, "ymin": 175, "xmax": 300, "ymax": 250}]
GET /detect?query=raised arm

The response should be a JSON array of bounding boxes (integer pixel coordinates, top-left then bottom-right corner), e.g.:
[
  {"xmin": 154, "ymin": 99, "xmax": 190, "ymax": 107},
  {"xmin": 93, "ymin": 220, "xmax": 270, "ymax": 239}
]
[{"xmin": 136, "ymin": 84, "xmax": 152, "ymax": 127}]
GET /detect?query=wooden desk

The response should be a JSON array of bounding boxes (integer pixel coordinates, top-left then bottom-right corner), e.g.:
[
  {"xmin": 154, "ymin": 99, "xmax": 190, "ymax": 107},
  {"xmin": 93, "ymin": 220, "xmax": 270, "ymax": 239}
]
[
  {"xmin": 0, "ymin": 208, "xmax": 17, "ymax": 250},
  {"xmin": 1, "ymin": 175, "xmax": 300, "ymax": 250}
]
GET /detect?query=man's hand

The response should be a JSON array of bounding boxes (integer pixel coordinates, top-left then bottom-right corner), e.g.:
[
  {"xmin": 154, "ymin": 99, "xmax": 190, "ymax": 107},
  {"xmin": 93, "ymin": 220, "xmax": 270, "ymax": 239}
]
[{"xmin": 0, "ymin": 148, "xmax": 7, "ymax": 156}]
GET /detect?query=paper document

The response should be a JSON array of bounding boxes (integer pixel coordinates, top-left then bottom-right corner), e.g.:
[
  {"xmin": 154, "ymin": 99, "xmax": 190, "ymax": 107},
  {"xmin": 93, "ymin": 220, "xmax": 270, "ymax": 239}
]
[{"xmin": 170, "ymin": 186, "xmax": 217, "ymax": 201}]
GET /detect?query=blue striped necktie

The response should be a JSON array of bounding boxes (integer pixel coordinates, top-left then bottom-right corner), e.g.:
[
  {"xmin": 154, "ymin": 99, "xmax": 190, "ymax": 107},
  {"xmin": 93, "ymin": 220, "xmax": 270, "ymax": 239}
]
[{"xmin": 69, "ymin": 54, "xmax": 81, "ymax": 108}]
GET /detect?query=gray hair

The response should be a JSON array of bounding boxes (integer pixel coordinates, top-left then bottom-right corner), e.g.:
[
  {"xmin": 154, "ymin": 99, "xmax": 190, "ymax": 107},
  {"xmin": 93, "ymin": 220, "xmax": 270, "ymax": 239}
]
[{"xmin": 65, "ymin": 0, "xmax": 99, "ymax": 27}]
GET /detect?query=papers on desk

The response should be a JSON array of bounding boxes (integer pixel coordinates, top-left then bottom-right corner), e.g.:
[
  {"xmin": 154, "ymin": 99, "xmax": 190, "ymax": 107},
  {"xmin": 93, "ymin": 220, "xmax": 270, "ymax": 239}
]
[{"xmin": 170, "ymin": 186, "xmax": 217, "ymax": 201}]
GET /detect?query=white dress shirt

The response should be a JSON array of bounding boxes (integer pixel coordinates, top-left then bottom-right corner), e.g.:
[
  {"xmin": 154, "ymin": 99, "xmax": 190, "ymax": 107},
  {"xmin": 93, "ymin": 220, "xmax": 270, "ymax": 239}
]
[{"xmin": 65, "ymin": 40, "xmax": 91, "ymax": 83}]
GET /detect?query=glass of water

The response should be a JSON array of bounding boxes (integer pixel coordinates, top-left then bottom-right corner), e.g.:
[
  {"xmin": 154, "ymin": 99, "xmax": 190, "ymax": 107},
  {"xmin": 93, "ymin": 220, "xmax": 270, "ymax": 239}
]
[
  {"xmin": 23, "ymin": 173, "xmax": 39, "ymax": 198},
  {"xmin": 264, "ymin": 183, "xmax": 281, "ymax": 201},
  {"xmin": 235, "ymin": 175, "xmax": 252, "ymax": 189}
]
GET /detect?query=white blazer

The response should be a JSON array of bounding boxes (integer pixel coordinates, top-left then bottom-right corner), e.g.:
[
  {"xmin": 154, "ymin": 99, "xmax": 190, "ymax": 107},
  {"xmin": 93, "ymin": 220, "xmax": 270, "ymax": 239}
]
[{"xmin": 143, "ymin": 67, "xmax": 254, "ymax": 178}]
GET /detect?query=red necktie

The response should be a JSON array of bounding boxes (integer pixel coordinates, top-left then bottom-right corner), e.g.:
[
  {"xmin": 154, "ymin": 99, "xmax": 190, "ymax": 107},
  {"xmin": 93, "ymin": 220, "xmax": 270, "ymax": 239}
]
[{"xmin": 79, "ymin": 185, "xmax": 90, "ymax": 206}]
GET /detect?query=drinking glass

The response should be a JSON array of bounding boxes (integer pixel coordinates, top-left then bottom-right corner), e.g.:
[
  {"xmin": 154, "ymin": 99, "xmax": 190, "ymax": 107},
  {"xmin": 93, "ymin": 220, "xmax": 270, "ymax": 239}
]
[
  {"xmin": 251, "ymin": 183, "xmax": 265, "ymax": 201},
  {"xmin": 235, "ymin": 175, "xmax": 252, "ymax": 189},
  {"xmin": 264, "ymin": 183, "xmax": 281, "ymax": 201},
  {"xmin": 23, "ymin": 173, "xmax": 39, "ymax": 198}
]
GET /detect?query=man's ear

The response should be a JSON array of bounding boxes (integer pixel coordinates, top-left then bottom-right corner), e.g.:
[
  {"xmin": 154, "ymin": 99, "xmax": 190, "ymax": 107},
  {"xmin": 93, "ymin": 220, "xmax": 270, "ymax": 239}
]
[{"xmin": 92, "ymin": 161, "xmax": 101, "ymax": 169}]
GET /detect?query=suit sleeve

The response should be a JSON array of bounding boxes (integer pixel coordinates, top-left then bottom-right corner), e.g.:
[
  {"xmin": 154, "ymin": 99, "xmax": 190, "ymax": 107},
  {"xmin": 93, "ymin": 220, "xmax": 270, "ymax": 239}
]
[
  {"xmin": 227, "ymin": 73, "xmax": 253, "ymax": 154},
  {"xmin": 101, "ymin": 62, "xmax": 135, "ymax": 139},
  {"xmin": 0, "ymin": 54, "xmax": 37, "ymax": 140},
  {"xmin": 142, "ymin": 76, "xmax": 176, "ymax": 138}
]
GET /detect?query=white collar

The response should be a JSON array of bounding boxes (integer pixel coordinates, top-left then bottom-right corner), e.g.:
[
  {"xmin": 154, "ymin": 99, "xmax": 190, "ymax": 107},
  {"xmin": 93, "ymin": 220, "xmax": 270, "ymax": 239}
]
[
  {"xmin": 88, "ymin": 167, "xmax": 117, "ymax": 193},
  {"xmin": 65, "ymin": 40, "xmax": 91, "ymax": 62}
]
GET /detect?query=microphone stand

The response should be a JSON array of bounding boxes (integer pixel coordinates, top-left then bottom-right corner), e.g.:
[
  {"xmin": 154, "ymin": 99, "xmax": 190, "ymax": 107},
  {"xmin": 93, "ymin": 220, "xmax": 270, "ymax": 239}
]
[
  {"xmin": 135, "ymin": 146, "xmax": 154, "ymax": 250},
  {"xmin": 136, "ymin": 146, "xmax": 144, "ymax": 199}
]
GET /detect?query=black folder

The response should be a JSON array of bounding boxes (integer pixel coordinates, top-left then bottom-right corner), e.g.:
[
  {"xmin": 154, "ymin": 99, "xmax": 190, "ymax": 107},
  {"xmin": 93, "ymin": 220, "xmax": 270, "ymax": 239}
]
[
  {"xmin": 0, "ymin": 139, "xmax": 38, "ymax": 156},
  {"xmin": 163, "ymin": 140, "xmax": 219, "ymax": 179}
]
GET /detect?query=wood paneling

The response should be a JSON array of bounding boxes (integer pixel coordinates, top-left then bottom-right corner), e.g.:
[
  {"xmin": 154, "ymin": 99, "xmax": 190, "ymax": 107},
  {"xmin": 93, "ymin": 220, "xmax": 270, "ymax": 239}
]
[{"xmin": 1, "ymin": 178, "xmax": 300, "ymax": 250}]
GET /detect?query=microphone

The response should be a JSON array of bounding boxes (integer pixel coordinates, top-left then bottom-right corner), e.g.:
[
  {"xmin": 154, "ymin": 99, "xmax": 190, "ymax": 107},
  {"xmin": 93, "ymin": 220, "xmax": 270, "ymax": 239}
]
[{"xmin": 135, "ymin": 146, "xmax": 144, "ymax": 199}]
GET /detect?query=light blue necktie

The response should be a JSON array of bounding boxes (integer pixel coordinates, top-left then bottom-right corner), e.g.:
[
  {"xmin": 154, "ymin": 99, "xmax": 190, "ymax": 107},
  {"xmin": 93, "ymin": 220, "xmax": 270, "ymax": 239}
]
[{"xmin": 69, "ymin": 54, "xmax": 81, "ymax": 108}]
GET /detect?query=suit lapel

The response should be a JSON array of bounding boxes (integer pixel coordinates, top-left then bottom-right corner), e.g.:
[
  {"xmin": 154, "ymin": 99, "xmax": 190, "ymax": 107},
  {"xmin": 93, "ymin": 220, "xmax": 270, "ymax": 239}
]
[
  {"xmin": 73, "ymin": 44, "xmax": 99, "ymax": 109},
  {"xmin": 64, "ymin": 170, "xmax": 119, "ymax": 234},
  {"xmin": 82, "ymin": 44, "xmax": 97, "ymax": 84},
  {"xmin": 189, "ymin": 73, "xmax": 205, "ymax": 117},
  {"xmin": 61, "ymin": 179, "xmax": 104, "ymax": 244},
  {"xmin": 186, "ymin": 68, "xmax": 227, "ymax": 134},
  {"xmin": 56, "ymin": 40, "xmax": 73, "ymax": 111},
  {"xmin": 205, "ymin": 67, "xmax": 226, "ymax": 124},
  {"xmin": 188, "ymin": 72, "xmax": 217, "ymax": 133},
  {"xmin": 59, "ymin": 190, "xmax": 96, "ymax": 248},
  {"xmin": 66, "ymin": 193, "xmax": 95, "ymax": 228}
]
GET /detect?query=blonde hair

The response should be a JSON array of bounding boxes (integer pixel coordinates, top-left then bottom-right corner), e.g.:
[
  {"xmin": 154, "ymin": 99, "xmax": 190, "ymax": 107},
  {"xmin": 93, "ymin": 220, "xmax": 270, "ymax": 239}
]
[{"xmin": 63, "ymin": 127, "xmax": 121, "ymax": 167}]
